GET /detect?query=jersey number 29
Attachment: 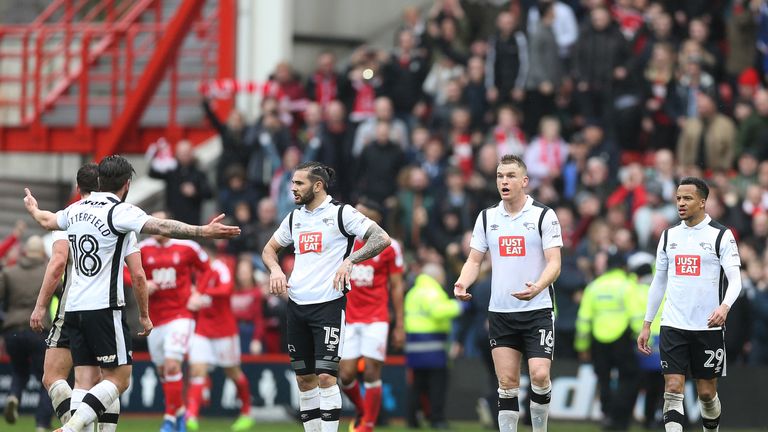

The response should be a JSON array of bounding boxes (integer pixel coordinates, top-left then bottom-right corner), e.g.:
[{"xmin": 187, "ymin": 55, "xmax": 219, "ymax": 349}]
[{"xmin": 68, "ymin": 234, "xmax": 102, "ymax": 277}]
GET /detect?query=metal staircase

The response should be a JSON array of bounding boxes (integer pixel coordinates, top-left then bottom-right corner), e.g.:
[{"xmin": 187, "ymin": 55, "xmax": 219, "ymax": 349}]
[{"xmin": 0, "ymin": 0, "xmax": 235, "ymax": 156}]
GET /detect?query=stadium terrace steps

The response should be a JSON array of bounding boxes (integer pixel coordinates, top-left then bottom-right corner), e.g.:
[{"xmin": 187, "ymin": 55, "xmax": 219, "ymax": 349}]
[{"xmin": 0, "ymin": 178, "xmax": 70, "ymax": 240}]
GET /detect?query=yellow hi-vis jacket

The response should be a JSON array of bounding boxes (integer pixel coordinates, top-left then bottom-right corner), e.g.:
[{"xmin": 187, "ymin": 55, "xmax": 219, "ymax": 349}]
[
  {"xmin": 404, "ymin": 274, "xmax": 461, "ymax": 368},
  {"xmin": 575, "ymin": 268, "xmax": 642, "ymax": 352}
]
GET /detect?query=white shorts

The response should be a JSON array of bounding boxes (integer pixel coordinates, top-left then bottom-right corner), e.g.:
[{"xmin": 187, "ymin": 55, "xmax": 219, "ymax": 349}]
[
  {"xmin": 188, "ymin": 333, "xmax": 242, "ymax": 368},
  {"xmin": 341, "ymin": 321, "xmax": 389, "ymax": 362},
  {"xmin": 147, "ymin": 318, "xmax": 195, "ymax": 366}
]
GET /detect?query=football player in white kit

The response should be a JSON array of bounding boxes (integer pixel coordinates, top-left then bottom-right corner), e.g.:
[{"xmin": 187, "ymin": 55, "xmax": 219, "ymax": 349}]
[
  {"xmin": 454, "ymin": 154, "xmax": 562, "ymax": 432},
  {"xmin": 638, "ymin": 177, "xmax": 742, "ymax": 432},
  {"xmin": 24, "ymin": 155, "xmax": 240, "ymax": 432}
]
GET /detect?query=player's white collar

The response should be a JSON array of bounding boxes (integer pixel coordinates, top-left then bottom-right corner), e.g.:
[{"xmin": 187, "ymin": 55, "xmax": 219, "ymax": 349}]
[
  {"xmin": 683, "ymin": 214, "xmax": 711, "ymax": 230},
  {"xmin": 301, "ymin": 195, "xmax": 333, "ymax": 214},
  {"xmin": 497, "ymin": 195, "xmax": 533, "ymax": 218},
  {"xmin": 90, "ymin": 191, "xmax": 121, "ymax": 202}
]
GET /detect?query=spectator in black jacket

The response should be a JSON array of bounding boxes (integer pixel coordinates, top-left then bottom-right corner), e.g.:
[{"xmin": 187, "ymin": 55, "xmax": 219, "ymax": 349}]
[
  {"xmin": 355, "ymin": 121, "xmax": 406, "ymax": 204},
  {"xmin": 572, "ymin": 6, "xmax": 630, "ymax": 121},
  {"xmin": 383, "ymin": 29, "xmax": 429, "ymax": 124},
  {"xmin": 485, "ymin": 11, "xmax": 529, "ymax": 106},
  {"xmin": 148, "ymin": 139, "xmax": 213, "ymax": 225},
  {"xmin": 202, "ymin": 98, "xmax": 250, "ymax": 190}
]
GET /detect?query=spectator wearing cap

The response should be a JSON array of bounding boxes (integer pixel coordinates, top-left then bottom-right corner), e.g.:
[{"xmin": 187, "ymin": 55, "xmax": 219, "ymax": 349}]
[
  {"xmin": 575, "ymin": 248, "xmax": 640, "ymax": 431},
  {"xmin": 676, "ymin": 92, "xmax": 736, "ymax": 171},
  {"xmin": 733, "ymin": 68, "xmax": 760, "ymax": 122},
  {"xmin": 1, "ymin": 236, "xmax": 54, "ymax": 430}
]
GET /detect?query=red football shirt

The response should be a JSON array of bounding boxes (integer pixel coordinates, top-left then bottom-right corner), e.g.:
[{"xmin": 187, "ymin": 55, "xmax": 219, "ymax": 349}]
[
  {"xmin": 195, "ymin": 258, "xmax": 238, "ymax": 338},
  {"xmin": 346, "ymin": 239, "xmax": 404, "ymax": 323},
  {"xmin": 139, "ymin": 238, "xmax": 209, "ymax": 326}
]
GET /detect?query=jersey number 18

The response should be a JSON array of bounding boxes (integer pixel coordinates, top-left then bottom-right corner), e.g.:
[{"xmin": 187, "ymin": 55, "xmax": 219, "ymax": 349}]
[{"xmin": 68, "ymin": 234, "xmax": 102, "ymax": 277}]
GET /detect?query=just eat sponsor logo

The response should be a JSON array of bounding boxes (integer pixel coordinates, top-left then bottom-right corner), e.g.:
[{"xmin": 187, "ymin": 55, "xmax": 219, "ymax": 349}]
[
  {"xmin": 675, "ymin": 255, "xmax": 700, "ymax": 276},
  {"xmin": 499, "ymin": 236, "xmax": 526, "ymax": 256},
  {"xmin": 299, "ymin": 232, "xmax": 323, "ymax": 254}
]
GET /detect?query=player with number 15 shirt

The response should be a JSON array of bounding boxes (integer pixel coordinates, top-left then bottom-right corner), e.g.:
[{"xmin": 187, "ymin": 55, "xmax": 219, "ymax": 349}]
[{"xmin": 262, "ymin": 162, "xmax": 392, "ymax": 432}]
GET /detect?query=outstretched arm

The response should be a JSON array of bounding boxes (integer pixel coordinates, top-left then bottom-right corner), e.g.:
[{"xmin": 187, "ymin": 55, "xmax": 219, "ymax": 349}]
[
  {"xmin": 23, "ymin": 188, "xmax": 60, "ymax": 231},
  {"xmin": 141, "ymin": 213, "xmax": 240, "ymax": 239}
]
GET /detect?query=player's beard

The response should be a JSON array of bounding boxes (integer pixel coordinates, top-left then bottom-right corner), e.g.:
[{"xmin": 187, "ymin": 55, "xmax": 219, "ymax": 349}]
[{"xmin": 295, "ymin": 189, "xmax": 315, "ymax": 206}]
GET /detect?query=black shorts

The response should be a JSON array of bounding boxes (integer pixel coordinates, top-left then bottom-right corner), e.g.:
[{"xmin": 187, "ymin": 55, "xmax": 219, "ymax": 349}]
[
  {"xmin": 46, "ymin": 314, "xmax": 70, "ymax": 349},
  {"xmin": 286, "ymin": 296, "xmax": 346, "ymax": 376},
  {"xmin": 488, "ymin": 308, "xmax": 555, "ymax": 359},
  {"xmin": 65, "ymin": 308, "xmax": 132, "ymax": 368},
  {"xmin": 660, "ymin": 326, "xmax": 726, "ymax": 379}
]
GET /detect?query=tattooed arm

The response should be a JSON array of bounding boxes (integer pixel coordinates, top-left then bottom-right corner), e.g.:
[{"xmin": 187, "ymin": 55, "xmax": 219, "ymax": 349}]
[
  {"xmin": 140, "ymin": 213, "xmax": 240, "ymax": 239},
  {"xmin": 348, "ymin": 224, "xmax": 391, "ymax": 264},
  {"xmin": 333, "ymin": 224, "xmax": 391, "ymax": 290}
]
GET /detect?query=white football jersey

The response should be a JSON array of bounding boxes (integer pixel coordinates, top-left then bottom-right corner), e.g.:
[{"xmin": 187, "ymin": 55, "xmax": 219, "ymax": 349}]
[
  {"xmin": 50, "ymin": 230, "xmax": 139, "ymax": 318},
  {"xmin": 55, "ymin": 192, "xmax": 149, "ymax": 312},
  {"xmin": 470, "ymin": 196, "xmax": 563, "ymax": 313},
  {"xmin": 273, "ymin": 196, "xmax": 374, "ymax": 305},
  {"xmin": 655, "ymin": 215, "xmax": 740, "ymax": 331}
]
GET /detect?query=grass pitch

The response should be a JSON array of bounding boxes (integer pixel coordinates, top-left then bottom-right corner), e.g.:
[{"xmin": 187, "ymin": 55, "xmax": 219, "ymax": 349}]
[{"xmin": 8, "ymin": 415, "xmax": 767, "ymax": 431}]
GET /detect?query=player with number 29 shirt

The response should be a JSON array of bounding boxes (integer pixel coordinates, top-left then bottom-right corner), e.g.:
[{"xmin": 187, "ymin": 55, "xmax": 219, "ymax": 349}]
[{"xmin": 638, "ymin": 177, "xmax": 742, "ymax": 432}]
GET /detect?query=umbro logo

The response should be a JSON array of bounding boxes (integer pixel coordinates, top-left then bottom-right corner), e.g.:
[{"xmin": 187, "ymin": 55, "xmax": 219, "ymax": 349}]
[
  {"xmin": 490, "ymin": 224, "xmax": 499, "ymax": 231},
  {"xmin": 294, "ymin": 223, "xmax": 302, "ymax": 229},
  {"xmin": 669, "ymin": 243, "xmax": 677, "ymax": 250},
  {"xmin": 523, "ymin": 222, "xmax": 536, "ymax": 231}
]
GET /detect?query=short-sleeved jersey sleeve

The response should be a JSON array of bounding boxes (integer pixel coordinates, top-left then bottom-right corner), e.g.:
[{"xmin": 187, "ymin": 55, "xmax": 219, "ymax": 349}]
[
  {"xmin": 342, "ymin": 205, "xmax": 374, "ymax": 238},
  {"xmin": 190, "ymin": 242, "xmax": 210, "ymax": 273},
  {"xmin": 111, "ymin": 203, "xmax": 151, "ymax": 234},
  {"xmin": 51, "ymin": 230, "xmax": 68, "ymax": 243},
  {"xmin": 655, "ymin": 230, "xmax": 669, "ymax": 271},
  {"xmin": 125, "ymin": 232, "xmax": 140, "ymax": 256},
  {"xmin": 387, "ymin": 240, "xmax": 405, "ymax": 275},
  {"xmin": 469, "ymin": 212, "xmax": 488, "ymax": 253},
  {"xmin": 55, "ymin": 202, "xmax": 78, "ymax": 230},
  {"xmin": 273, "ymin": 211, "xmax": 294, "ymax": 247},
  {"xmin": 718, "ymin": 229, "xmax": 741, "ymax": 269},
  {"xmin": 541, "ymin": 209, "xmax": 564, "ymax": 250}
]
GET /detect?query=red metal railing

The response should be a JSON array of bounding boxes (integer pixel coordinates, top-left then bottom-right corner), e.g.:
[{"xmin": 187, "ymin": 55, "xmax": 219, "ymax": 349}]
[{"xmin": 0, "ymin": 0, "xmax": 235, "ymax": 154}]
